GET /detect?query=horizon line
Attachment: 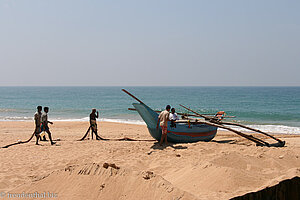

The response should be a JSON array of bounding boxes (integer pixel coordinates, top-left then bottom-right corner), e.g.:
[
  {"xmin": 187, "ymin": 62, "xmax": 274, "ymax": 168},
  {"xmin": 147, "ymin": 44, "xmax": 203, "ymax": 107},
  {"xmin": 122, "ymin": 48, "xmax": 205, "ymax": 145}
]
[{"xmin": 0, "ymin": 85, "xmax": 300, "ymax": 87}]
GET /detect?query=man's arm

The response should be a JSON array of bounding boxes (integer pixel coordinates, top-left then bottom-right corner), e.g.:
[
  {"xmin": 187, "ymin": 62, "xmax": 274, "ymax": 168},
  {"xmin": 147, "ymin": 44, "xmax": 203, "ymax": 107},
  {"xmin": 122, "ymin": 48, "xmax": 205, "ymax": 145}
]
[
  {"xmin": 45, "ymin": 114, "xmax": 53, "ymax": 125},
  {"xmin": 96, "ymin": 111, "xmax": 99, "ymax": 118},
  {"xmin": 156, "ymin": 113, "xmax": 162, "ymax": 129}
]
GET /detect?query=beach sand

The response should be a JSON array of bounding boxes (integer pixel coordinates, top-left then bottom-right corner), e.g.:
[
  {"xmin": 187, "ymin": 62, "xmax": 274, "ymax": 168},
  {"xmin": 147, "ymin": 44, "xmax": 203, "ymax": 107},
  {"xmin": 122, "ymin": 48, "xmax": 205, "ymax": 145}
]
[{"xmin": 0, "ymin": 121, "xmax": 300, "ymax": 199}]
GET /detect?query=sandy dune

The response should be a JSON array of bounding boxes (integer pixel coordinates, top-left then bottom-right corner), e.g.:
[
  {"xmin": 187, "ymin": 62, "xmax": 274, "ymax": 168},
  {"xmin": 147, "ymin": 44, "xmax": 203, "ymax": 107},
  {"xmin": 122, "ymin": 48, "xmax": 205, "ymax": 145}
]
[{"xmin": 0, "ymin": 121, "xmax": 299, "ymax": 199}]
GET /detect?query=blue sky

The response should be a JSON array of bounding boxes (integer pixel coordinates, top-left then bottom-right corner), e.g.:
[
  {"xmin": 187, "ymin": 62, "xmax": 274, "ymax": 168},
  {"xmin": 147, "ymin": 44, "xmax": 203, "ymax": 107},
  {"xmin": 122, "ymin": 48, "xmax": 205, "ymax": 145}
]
[{"xmin": 0, "ymin": 0, "xmax": 299, "ymax": 86}]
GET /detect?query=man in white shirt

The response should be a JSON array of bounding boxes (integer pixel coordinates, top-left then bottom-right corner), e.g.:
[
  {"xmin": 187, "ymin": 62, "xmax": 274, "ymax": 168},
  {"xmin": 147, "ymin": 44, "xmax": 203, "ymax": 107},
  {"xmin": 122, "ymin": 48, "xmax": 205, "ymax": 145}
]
[
  {"xmin": 169, "ymin": 108, "xmax": 179, "ymax": 128},
  {"xmin": 169, "ymin": 108, "xmax": 179, "ymax": 120}
]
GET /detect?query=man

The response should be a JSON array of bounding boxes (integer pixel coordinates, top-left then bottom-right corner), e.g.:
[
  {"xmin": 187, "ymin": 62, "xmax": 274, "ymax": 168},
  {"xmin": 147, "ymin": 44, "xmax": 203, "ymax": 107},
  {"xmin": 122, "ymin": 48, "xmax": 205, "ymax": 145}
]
[
  {"xmin": 169, "ymin": 108, "xmax": 179, "ymax": 127},
  {"xmin": 41, "ymin": 107, "xmax": 56, "ymax": 145},
  {"xmin": 90, "ymin": 108, "xmax": 101, "ymax": 140},
  {"xmin": 156, "ymin": 105, "xmax": 170, "ymax": 145},
  {"xmin": 34, "ymin": 106, "xmax": 43, "ymax": 145}
]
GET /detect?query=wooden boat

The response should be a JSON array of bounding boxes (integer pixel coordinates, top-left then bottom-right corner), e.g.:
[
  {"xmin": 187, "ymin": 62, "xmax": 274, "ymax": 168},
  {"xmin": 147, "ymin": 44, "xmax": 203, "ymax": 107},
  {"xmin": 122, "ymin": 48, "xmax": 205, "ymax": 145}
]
[
  {"xmin": 122, "ymin": 89, "xmax": 286, "ymax": 147},
  {"xmin": 132, "ymin": 102, "xmax": 217, "ymax": 143}
]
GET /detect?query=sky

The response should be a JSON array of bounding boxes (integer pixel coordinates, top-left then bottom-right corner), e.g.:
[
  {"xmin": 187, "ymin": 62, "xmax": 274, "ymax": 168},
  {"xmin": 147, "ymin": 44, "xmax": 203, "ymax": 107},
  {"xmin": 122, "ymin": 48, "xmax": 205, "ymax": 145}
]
[{"xmin": 0, "ymin": 0, "xmax": 299, "ymax": 86}]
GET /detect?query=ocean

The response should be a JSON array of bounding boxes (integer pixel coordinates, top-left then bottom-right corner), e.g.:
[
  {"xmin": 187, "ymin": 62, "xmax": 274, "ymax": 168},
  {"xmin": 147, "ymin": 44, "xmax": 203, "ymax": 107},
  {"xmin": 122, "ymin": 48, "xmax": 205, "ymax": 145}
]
[{"xmin": 0, "ymin": 86, "xmax": 299, "ymax": 134}]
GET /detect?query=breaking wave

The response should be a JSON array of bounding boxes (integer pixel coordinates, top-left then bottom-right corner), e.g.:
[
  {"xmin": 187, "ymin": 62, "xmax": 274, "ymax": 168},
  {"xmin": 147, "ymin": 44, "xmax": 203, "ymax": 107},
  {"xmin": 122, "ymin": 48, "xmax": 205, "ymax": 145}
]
[{"xmin": 0, "ymin": 116, "xmax": 299, "ymax": 134}]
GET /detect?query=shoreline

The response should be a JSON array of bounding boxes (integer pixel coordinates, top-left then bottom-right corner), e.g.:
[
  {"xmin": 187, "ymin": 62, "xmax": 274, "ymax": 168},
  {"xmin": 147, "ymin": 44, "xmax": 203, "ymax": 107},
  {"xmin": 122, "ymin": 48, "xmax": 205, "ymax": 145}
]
[{"xmin": 0, "ymin": 119, "xmax": 299, "ymax": 135}]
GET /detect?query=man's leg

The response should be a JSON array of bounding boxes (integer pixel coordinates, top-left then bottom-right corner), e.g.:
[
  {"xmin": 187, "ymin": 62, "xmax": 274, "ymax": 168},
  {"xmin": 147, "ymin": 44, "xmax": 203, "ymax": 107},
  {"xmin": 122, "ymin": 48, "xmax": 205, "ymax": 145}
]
[
  {"xmin": 46, "ymin": 130, "xmax": 56, "ymax": 145},
  {"xmin": 159, "ymin": 126, "xmax": 166, "ymax": 145},
  {"xmin": 159, "ymin": 134, "xmax": 164, "ymax": 145},
  {"xmin": 40, "ymin": 133, "xmax": 46, "ymax": 141},
  {"xmin": 92, "ymin": 124, "xmax": 101, "ymax": 140},
  {"xmin": 164, "ymin": 133, "xmax": 168, "ymax": 145},
  {"xmin": 163, "ymin": 126, "xmax": 168, "ymax": 145},
  {"xmin": 92, "ymin": 129, "xmax": 101, "ymax": 140},
  {"xmin": 35, "ymin": 133, "xmax": 40, "ymax": 145},
  {"xmin": 34, "ymin": 126, "xmax": 41, "ymax": 145}
]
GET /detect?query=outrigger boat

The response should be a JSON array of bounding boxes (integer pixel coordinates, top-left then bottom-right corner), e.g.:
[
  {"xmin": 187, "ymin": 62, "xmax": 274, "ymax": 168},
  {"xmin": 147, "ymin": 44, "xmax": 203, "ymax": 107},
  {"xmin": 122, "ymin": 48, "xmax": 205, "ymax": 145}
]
[{"xmin": 122, "ymin": 89, "xmax": 285, "ymax": 147}]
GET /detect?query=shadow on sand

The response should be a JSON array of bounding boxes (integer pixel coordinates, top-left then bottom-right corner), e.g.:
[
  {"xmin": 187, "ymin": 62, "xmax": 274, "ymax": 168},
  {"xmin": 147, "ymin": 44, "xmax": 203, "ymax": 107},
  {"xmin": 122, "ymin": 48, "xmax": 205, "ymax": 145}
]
[
  {"xmin": 150, "ymin": 142, "xmax": 188, "ymax": 150},
  {"xmin": 211, "ymin": 139, "xmax": 236, "ymax": 144}
]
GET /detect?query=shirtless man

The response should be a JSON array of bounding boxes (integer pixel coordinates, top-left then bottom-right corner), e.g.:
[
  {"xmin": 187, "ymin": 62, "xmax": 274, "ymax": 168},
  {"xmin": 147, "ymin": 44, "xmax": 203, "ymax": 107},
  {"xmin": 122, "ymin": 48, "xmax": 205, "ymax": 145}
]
[
  {"xmin": 34, "ymin": 106, "xmax": 42, "ymax": 145},
  {"xmin": 90, "ymin": 108, "xmax": 101, "ymax": 140},
  {"xmin": 156, "ymin": 105, "xmax": 170, "ymax": 145},
  {"xmin": 41, "ymin": 107, "xmax": 56, "ymax": 145}
]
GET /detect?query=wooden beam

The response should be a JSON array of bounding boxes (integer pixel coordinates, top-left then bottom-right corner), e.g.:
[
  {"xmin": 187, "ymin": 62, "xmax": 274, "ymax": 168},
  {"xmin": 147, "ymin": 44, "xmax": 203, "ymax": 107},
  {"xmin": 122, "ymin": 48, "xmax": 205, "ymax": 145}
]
[
  {"xmin": 122, "ymin": 89, "xmax": 145, "ymax": 104},
  {"xmin": 219, "ymin": 121, "xmax": 285, "ymax": 144}
]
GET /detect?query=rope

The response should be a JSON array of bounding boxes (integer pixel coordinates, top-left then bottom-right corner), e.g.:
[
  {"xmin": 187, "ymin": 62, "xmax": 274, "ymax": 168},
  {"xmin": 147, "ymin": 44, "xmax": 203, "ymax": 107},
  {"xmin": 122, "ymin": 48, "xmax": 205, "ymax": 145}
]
[
  {"xmin": 79, "ymin": 126, "xmax": 155, "ymax": 142},
  {"xmin": 2, "ymin": 132, "xmax": 35, "ymax": 148}
]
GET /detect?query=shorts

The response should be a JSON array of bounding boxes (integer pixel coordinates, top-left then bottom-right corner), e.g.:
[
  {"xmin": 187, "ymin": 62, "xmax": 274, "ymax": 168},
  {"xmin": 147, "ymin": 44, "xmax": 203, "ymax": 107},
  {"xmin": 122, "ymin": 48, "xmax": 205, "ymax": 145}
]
[
  {"xmin": 160, "ymin": 125, "xmax": 168, "ymax": 135},
  {"xmin": 35, "ymin": 126, "xmax": 41, "ymax": 136},
  {"xmin": 90, "ymin": 120, "xmax": 98, "ymax": 131},
  {"xmin": 41, "ymin": 124, "xmax": 49, "ymax": 132}
]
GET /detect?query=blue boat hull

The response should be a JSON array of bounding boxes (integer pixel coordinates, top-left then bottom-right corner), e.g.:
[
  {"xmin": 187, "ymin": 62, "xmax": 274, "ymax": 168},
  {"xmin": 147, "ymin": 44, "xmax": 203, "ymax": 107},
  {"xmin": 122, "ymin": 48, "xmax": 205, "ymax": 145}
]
[{"xmin": 133, "ymin": 103, "xmax": 217, "ymax": 143}]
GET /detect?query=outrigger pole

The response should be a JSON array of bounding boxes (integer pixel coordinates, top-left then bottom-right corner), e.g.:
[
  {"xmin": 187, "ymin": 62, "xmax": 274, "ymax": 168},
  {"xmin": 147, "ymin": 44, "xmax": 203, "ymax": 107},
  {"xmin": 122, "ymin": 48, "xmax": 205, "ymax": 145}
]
[
  {"xmin": 219, "ymin": 121, "xmax": 285, "ymax": 144},
  {"xmin": 179, "ymin": 104, "xmax": 285, "ymax": 147}
]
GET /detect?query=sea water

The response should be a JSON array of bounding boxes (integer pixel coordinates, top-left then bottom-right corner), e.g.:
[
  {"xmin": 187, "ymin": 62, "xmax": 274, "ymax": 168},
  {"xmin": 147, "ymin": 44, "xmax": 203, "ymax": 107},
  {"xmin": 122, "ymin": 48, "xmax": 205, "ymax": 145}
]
[{"xmin": 0, "ymin": 86, "xmax": 299, "ymax": 134}]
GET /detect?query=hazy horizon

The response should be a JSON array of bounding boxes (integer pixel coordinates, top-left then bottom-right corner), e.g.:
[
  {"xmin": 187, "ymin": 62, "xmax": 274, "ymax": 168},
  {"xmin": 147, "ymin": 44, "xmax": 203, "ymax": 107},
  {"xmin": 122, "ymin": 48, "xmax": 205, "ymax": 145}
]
[
  {"xmin": 0, "ymin": 85, "xmax": 299, "ymax": 88},
  {"xmin": 1, "ymin": 0, "xmax": 299, "ymax": 87}
]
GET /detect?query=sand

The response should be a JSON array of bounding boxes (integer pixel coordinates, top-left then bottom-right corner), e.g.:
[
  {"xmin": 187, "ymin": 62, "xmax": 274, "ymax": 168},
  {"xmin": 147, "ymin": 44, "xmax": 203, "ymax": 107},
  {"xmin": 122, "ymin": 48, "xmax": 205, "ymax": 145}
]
[{"xmin": 0, "ymin": 121, "xmax": 299, "ymax": 200}]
